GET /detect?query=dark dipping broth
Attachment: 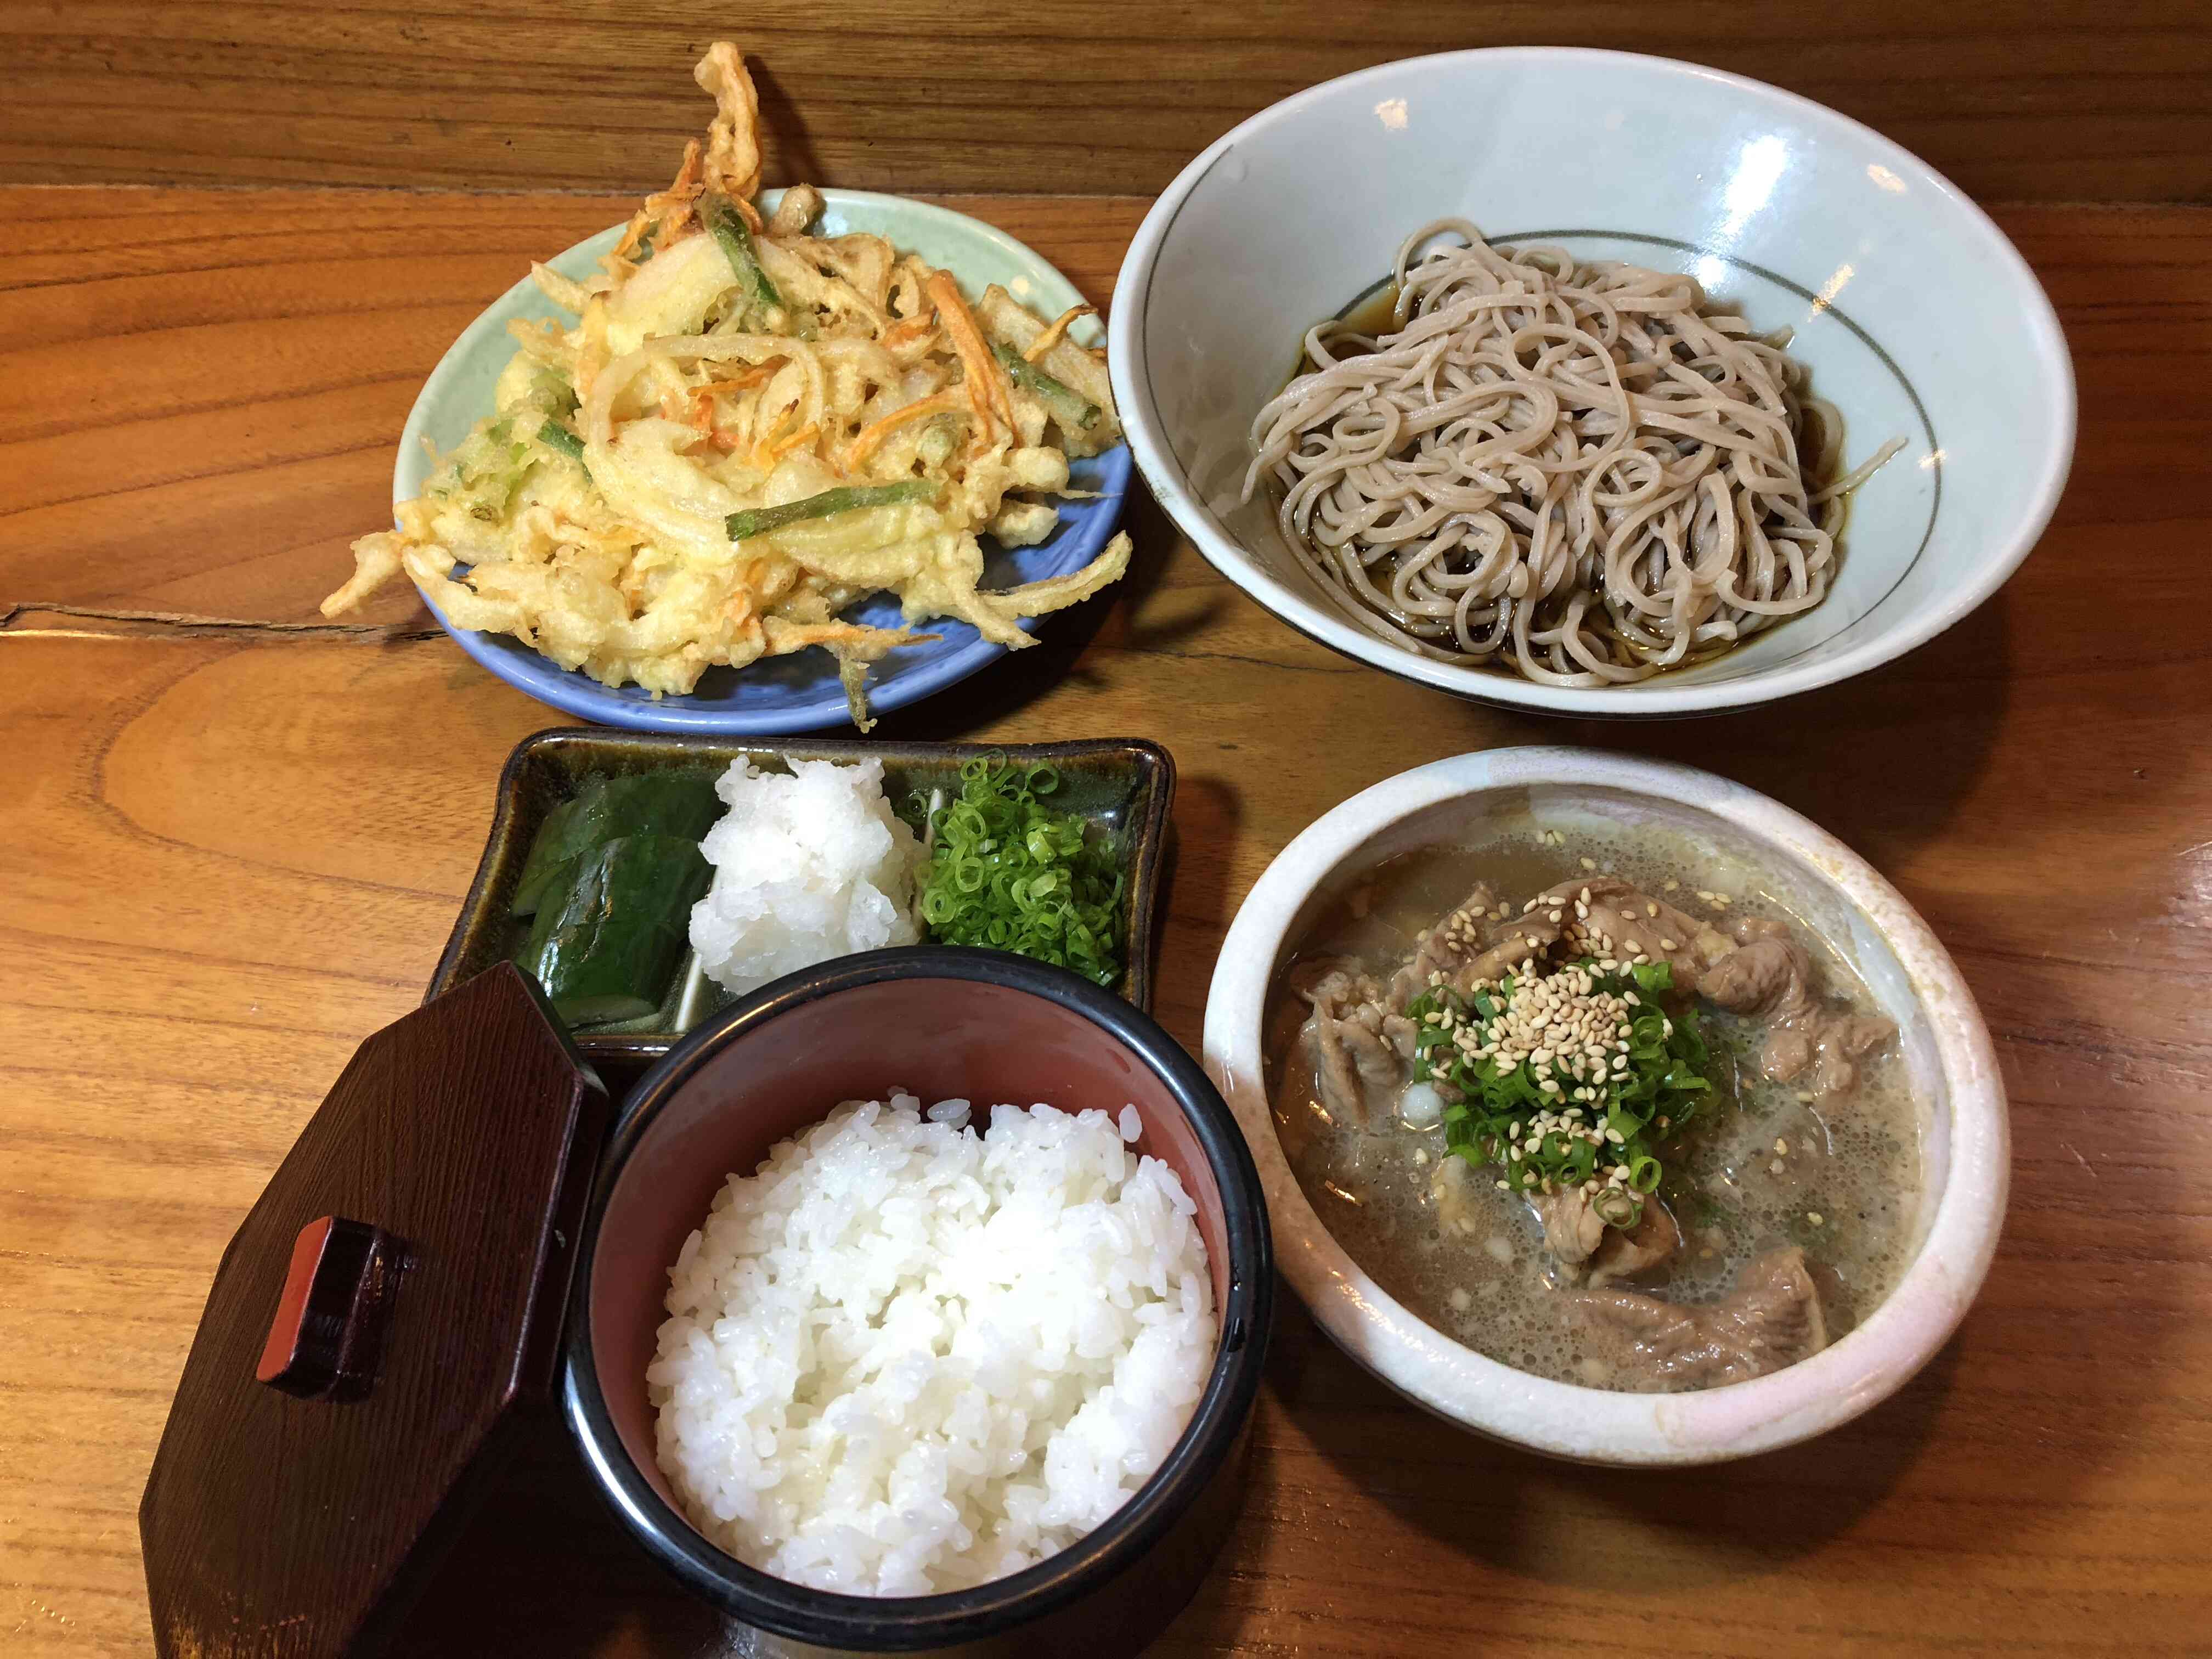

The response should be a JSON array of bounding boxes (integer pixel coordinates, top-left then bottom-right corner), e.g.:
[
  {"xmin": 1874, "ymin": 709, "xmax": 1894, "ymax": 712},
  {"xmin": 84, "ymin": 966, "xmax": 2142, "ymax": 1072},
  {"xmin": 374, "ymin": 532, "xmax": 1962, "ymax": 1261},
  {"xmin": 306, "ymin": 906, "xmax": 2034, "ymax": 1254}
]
[{"xmin": 1263, "ymin": 819, "xmax": 1922, "ymax": 1392}]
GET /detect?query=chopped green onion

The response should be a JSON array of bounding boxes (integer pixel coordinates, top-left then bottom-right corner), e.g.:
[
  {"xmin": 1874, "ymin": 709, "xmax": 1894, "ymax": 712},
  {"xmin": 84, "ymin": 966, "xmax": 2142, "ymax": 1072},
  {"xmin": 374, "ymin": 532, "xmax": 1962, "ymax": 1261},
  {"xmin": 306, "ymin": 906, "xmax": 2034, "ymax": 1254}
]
[
  {"xmin": 916, "ymin": 757, "xmax": 1124, "ymax": 986},
  {"xmin": 725, "ymin": 480, "xmax": 942, "ymax": 541},
  {"xmin": 1409, "ymin": 953, "xmax": 1714, "ymax": 1231},
  {"xmin": 702, "ymin": 196, "xmax": 783, "ymax": 312},
  {"xmin": 1594, "ymin": 1188, "xmax": 1640, "ymax": 1226},
  {"xmin": 991, "ymin": 342, "xmax": 1100, "ymax": 431},
  {"xmin": 537, "ymin": 419, "xmax": 587, "ymax": 464}
]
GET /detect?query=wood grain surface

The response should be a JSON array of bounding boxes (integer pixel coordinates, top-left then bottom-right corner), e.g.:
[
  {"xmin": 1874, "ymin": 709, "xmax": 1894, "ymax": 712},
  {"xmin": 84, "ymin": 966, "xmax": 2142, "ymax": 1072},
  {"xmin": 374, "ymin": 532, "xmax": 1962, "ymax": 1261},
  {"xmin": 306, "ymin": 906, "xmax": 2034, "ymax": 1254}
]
[
  {"xmin": 4, "ymin": 4, "xmax": 2211, "ymax": 203},
  {"xmin": 4, "ymin": 189, "xmax": 2211, "ymax": 1656}
]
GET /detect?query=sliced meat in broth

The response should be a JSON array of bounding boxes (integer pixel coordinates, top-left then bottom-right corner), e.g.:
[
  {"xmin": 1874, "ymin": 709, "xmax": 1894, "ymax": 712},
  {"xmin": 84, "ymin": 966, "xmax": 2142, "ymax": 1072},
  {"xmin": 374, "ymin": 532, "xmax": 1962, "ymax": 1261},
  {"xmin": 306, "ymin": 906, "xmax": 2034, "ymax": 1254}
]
[{"xmin": 1580, "ymin": 1246, "xmax": 1830, "ymax": 1388}]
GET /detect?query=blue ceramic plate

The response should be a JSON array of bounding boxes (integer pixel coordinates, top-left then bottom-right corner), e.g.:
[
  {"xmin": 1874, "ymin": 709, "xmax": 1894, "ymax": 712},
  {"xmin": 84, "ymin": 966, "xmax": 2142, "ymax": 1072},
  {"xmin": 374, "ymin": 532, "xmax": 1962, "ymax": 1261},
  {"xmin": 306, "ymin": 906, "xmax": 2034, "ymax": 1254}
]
[{"xmin": 394, "ymin": 191, "xmax": 1131, "ymax": 733}]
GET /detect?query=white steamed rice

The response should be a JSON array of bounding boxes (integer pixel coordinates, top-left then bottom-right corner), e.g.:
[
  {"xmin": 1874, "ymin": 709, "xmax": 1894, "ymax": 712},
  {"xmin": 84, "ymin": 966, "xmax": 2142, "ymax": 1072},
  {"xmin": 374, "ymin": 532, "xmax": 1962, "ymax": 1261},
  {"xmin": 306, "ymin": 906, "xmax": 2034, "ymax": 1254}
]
[
  {"xmin": 648, "ymin": 1094, "xmax": 1216, "ymax": 1596},
  {"xmin": 689, "ymin": 757, "xmax": 924, "ymax": 997}
]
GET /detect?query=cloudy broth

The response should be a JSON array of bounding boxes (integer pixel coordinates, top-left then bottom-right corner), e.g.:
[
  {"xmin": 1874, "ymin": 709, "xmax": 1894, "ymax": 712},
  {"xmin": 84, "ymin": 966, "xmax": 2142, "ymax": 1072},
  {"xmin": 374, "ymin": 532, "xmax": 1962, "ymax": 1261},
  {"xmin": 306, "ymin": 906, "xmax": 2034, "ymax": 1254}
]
[{"xmin": 1263, "ymin": 820, "xmax": 1922, "ymax": 1391}]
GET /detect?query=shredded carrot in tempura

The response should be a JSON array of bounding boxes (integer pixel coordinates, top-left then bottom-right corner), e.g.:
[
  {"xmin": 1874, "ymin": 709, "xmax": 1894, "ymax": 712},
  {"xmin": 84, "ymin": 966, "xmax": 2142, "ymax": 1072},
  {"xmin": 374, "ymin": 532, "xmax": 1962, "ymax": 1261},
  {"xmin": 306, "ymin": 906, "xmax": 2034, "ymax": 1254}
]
[
  {"xmin": 696, "ymin": 363, "xmax": 785, "ymax": 399},
  {"xmin": 842, "ymin": 390, "xmax": 969, "ymax": 470},
  {"xmin": 768, "ymin": 421, "xmax": 821, "ymax": 461},
  {"xmin": 1024, "ymin": 303, "xmax": 1095, "ymax": 362},
  {"xmin": 926, "ymin": 270, "xmax": 1014, "ymax": 442},
  {"xmin": 691, "ymin": 362, "xmax": 787, "ymax": 434}
]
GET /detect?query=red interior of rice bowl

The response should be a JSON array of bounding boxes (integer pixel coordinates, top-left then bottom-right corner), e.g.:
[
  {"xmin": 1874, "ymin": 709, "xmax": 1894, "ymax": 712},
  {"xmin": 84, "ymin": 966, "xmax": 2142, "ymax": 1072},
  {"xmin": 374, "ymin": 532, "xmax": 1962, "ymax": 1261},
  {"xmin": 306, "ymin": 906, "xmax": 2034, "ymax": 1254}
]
[{"xmin": 582, "ymin": 974, "xmax": 1234, "ymax": 1538}]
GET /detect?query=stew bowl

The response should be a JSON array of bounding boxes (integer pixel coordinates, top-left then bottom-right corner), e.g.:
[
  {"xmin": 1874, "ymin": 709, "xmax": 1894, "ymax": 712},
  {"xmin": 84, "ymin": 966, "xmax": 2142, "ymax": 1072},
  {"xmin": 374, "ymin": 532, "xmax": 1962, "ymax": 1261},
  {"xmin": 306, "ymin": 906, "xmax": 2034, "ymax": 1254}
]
[{"xmin": 1201, "ymin": 747, "xmax": 2006, "ymax": 1464}]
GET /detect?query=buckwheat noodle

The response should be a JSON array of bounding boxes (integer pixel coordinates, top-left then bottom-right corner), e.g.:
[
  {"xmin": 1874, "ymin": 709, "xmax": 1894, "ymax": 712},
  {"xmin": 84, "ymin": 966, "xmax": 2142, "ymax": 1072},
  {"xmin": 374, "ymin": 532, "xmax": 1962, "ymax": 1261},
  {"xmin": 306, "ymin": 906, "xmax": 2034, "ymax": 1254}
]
[{"xmin": 1243, "ymin": 221, "xmax": 1903, "ymax": 686}]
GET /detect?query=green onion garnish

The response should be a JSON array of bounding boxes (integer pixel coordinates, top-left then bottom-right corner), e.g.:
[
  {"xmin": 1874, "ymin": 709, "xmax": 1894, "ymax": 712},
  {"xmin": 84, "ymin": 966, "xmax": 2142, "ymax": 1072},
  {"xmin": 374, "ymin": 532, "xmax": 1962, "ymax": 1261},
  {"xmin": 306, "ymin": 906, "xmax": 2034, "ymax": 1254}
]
[
  {"xmin": 537, "ymin": 419, "xmax": 587, "ymax": 464},
  {"xmin": 917, "ymin": 757, "xmax": 1124, "ymax": 987},
  {"xmin": 702, "ymin": 196, "xmax": 783, "ymax": 312},
  {"xmin": 990, "ymin": 342, "xmax": 1100, "ymax": 431},
  {"xmin": 1409, "ymin": 958, "xmax": 1713, "ymax": 1227},
  {"xmin": 725, "ymin": 480, "xmax": 942, "ymax": 541}
]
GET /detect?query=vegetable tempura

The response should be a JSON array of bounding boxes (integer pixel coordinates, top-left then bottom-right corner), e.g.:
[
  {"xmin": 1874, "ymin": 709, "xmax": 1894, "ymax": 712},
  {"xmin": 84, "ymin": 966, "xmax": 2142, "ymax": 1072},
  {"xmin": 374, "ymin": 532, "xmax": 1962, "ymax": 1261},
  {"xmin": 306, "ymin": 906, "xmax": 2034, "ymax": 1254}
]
[{"xmin": 323, "ymin": 42, "xmax": 1129, "ymax": 725}]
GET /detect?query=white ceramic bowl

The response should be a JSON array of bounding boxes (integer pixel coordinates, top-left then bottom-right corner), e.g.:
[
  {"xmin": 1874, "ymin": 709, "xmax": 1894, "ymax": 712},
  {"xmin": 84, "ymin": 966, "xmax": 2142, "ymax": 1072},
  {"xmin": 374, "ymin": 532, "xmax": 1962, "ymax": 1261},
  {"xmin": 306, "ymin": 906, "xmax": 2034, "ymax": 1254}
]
[
  {"xmin": 1110, "ymin": 49, "xmax": 2075, "ymax": 717},
  {"xmin": 1201, "ymin": 748, "xmax": 2007, "ymax": 1463}
]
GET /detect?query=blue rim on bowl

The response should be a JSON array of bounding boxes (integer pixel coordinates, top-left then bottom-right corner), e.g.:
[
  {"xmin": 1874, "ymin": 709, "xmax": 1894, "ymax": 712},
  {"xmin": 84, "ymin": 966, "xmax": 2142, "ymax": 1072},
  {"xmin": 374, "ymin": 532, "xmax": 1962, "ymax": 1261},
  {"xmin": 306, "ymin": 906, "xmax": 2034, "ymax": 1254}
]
[{"xmin": 397, "ymin": 190, "xmax": 1131, "ymax": 734}]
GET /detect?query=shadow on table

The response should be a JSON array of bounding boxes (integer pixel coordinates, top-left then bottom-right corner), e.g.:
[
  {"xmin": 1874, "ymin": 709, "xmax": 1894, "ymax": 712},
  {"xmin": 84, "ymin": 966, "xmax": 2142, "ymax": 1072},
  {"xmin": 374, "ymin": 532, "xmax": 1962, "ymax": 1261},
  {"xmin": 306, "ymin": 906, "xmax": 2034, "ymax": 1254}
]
[
  {"xmin": 1207, "ymin": 571, "xmax": 2017, "ymax": 871},
  {"xmin": 751, "ymin": 63, "xmax": 830, "ymax": 191},
  {"xmin": 863, "ymin": 483, "xmax": 1207, "ymax": 744},
  {"xmin": 1265, "ymin": 1288, "xmax": 1976, "ymax": 1590},
  {"xmin": 1548, "ymin": 594, "xmax": 2021, "ymax": 866},
  {"xmin": 387, "ymin": 1410, "xmax": 721, "ymax": 1658},
  {"xmin": 1149, "ymin": 767, "xmax": 1246, "ymax": 1015}
]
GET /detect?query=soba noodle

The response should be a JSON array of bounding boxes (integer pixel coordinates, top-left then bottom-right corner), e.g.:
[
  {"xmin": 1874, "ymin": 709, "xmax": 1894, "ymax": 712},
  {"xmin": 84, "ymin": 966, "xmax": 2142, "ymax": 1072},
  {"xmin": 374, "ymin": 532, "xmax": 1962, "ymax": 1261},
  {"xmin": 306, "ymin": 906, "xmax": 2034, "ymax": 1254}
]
[{"xmin": 1243, "ymin": 221, "xmax": 1900, "ymax": 686}]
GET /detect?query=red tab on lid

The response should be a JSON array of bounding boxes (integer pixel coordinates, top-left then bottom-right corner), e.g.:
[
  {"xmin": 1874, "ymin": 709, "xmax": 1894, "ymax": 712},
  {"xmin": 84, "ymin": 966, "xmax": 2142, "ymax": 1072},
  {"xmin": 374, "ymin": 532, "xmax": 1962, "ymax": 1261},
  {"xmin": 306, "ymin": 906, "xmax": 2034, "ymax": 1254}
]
[{"xmin": 140, "ymin": 964, "xmax": 608, "ymax": 1659}]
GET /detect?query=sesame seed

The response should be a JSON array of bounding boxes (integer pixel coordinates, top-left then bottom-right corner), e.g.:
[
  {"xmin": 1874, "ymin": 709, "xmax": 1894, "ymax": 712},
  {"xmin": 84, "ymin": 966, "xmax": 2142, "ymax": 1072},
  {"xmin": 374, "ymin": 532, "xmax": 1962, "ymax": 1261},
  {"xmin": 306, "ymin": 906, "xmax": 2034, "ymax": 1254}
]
[
  {"xmin": 1774, "ymin": 1139, "xmax": 1789, "ymax": 1155},
  {"xmin": 1580, "ymin": 856, "xmax": 1597, "ymax": 871},
  {"xmin": 1807, "ymin": 1212, "xmax": 1824, "ymax": 1226},
  {"xmin": 1660, "ymin": 938, "xmax": 1677, "ymax": 950},
  {"xmin": 1769, "ymin": 1158, "xmax": 1786, "ymax": 1174},
  {"xmin": 1646, "ymin": 904, "xmax": 1659, "ymax": 918}
]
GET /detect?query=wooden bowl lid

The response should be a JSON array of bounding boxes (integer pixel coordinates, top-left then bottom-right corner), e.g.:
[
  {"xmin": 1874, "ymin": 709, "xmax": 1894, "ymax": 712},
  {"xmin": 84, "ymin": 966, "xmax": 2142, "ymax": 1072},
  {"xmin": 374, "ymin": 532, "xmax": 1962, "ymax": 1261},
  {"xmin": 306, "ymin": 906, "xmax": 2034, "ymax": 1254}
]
[{"xmin": 139, "ymin": 964, "xmax": 611, "ymax": 1659}]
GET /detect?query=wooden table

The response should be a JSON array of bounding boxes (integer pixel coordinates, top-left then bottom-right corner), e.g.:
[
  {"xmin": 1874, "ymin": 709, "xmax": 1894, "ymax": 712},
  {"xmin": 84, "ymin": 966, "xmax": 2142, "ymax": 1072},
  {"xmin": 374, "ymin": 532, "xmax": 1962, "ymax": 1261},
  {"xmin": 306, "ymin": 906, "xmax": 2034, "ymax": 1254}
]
[{"xmin": 5, "ymin": 188, "xmax": 2209, "ymax": 1657}]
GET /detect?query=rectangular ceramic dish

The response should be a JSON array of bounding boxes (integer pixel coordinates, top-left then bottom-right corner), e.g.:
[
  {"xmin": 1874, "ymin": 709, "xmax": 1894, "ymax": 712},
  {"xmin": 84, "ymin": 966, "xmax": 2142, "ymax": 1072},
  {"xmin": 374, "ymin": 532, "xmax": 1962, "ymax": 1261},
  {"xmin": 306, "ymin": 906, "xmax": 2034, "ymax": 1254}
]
[{"xmin": 425, "ymin": 730, "xmax": 1175, "ymax": 1066}]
